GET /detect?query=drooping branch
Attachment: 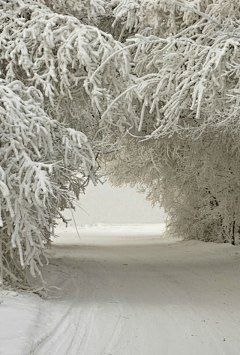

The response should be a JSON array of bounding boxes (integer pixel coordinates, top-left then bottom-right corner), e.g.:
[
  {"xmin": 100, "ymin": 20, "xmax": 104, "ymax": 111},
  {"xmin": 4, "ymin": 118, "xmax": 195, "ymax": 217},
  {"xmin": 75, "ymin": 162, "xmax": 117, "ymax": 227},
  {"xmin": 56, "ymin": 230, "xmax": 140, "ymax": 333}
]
[{"xmin": 0, "ymin": 79, "xmax": 97, "ymax": 287}]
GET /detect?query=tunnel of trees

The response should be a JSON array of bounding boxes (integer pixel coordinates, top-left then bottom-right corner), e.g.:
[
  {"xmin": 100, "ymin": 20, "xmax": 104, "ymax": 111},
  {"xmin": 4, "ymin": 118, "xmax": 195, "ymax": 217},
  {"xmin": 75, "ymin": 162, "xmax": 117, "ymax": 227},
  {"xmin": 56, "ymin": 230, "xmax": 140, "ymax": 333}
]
[{"xmin": 1, "ymin": 0, "xmax": 240, "ymax": 288}]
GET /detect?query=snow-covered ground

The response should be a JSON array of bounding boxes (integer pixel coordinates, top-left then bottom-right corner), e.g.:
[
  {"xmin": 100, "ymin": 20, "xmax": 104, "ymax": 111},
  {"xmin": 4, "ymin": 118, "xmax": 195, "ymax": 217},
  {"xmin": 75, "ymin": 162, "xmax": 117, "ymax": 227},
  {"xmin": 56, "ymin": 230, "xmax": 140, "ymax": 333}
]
[{"xmin": 1, "ymin": 224, "xmax": 240, "ymax": 355}]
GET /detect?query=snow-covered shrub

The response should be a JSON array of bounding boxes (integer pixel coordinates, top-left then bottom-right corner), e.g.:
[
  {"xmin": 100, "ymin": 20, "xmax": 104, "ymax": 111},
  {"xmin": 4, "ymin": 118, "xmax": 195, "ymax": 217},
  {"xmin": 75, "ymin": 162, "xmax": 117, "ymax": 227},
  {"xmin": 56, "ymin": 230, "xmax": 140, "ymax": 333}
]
[{"xmin": 103, "ymin": 134, "xmax": 240, "ymax": 244}]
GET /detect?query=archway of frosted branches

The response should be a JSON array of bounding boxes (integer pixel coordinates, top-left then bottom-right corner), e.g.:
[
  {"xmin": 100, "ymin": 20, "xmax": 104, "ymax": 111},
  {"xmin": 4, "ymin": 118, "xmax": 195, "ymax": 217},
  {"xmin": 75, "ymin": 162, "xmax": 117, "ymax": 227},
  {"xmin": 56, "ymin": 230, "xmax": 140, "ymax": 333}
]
[{"xmin": 1, "ymin": 0, "xmax": 240, "ymax": 290}]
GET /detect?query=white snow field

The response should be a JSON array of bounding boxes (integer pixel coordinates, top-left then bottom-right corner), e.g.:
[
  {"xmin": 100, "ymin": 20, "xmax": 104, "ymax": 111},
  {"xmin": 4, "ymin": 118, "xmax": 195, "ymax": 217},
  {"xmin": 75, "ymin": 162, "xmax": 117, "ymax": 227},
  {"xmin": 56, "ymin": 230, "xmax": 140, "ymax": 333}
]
[{"xmin": 1, "ymin": 224, "xmax": 240, "ymax": 355}]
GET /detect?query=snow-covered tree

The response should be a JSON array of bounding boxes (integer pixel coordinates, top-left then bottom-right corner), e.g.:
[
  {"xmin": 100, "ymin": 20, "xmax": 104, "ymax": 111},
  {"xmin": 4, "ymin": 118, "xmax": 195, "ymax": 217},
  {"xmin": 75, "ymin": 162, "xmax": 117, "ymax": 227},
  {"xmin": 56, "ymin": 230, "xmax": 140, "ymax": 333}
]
[
  {"xmin": 100, "ymin": 0, "xmax": 240, "ymax": 245},
  {"xmin": 0, "ymin": 0, "xmax": 130, "ymax": 288},
  {"xmin": 0, "ymin": 79, "xmax": 97, "ymax": 287}
]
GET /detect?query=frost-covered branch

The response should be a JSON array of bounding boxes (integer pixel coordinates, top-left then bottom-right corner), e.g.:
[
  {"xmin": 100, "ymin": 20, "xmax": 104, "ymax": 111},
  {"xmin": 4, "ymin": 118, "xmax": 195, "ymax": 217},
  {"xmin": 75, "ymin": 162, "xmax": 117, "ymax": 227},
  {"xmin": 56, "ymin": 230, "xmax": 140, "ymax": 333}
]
[
  {"xmin": 101, "ymin": 1, "xmax": 240, "ymax": 139},
  {"xmin": 0, "ymin": 0, "xmax": 131, "ymax": 150},
  {"xmin": 0, "ymin": 0, "xmax": 132, "ymax": 287},
  {"xmin": 101, "ymin": 0, "xmax": 240, "ymax": 244},
  {"xmin": 0, "ymin": 79, "xmax": 96, "ymax": 287}
]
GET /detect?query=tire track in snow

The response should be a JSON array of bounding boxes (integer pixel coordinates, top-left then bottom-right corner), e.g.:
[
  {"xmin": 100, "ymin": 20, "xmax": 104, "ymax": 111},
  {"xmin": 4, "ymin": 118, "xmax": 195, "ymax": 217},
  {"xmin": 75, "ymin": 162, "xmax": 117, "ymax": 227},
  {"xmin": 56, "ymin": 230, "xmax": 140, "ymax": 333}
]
[
  {"xmin": 95, "ymin": 261, "xmax": 124, "ymax": 355},
  {"xmin": 99, "ymin": 313, "xmax": 123, "ymax": 355},
  {"xmin": 30, "ymin": 263, "xmax": 91, "ymax": 355},
  {"xmin": 63, "ymin": 277, "xmax": 99, "ymax": 355},
  {"xmin": 30, "ymin": 278, "xmax": 80, "ymax": 354},
  {"xmin": 31, "ymin": 259, "xmax": 123, "ymax": 355},
  {"xmin": 67, "ymin": 261, "xmax": 124, "ymax": 355},
  {"xmin": 30, "ymin": 282, "xmax": 72, "ymax": 355}
]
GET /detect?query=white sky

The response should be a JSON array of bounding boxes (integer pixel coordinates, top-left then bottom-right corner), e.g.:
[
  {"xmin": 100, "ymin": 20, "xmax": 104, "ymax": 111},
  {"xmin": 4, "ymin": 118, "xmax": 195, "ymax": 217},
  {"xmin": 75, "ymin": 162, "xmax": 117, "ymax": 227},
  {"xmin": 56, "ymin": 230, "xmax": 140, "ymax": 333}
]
[{"xmin": 61, "ymin": 182, "xmax": 166, "ymax": 226}]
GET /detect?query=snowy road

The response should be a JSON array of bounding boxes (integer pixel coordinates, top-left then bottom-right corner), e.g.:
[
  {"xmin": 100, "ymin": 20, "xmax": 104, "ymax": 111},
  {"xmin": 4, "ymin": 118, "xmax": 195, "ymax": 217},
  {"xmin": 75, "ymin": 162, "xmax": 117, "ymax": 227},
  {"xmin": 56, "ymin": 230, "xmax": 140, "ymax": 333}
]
[{"xmin": 1, "ymin": 224, "xmax": 240, "ymax": 355}]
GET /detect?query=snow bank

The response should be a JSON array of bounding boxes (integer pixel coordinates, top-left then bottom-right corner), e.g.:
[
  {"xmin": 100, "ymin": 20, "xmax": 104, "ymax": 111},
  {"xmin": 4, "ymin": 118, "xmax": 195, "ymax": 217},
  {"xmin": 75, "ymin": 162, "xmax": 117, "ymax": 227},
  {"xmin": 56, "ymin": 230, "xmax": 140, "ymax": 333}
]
[{"xmin": 0, "ymin": 290, "xmax": 40, "ymax": 355}]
